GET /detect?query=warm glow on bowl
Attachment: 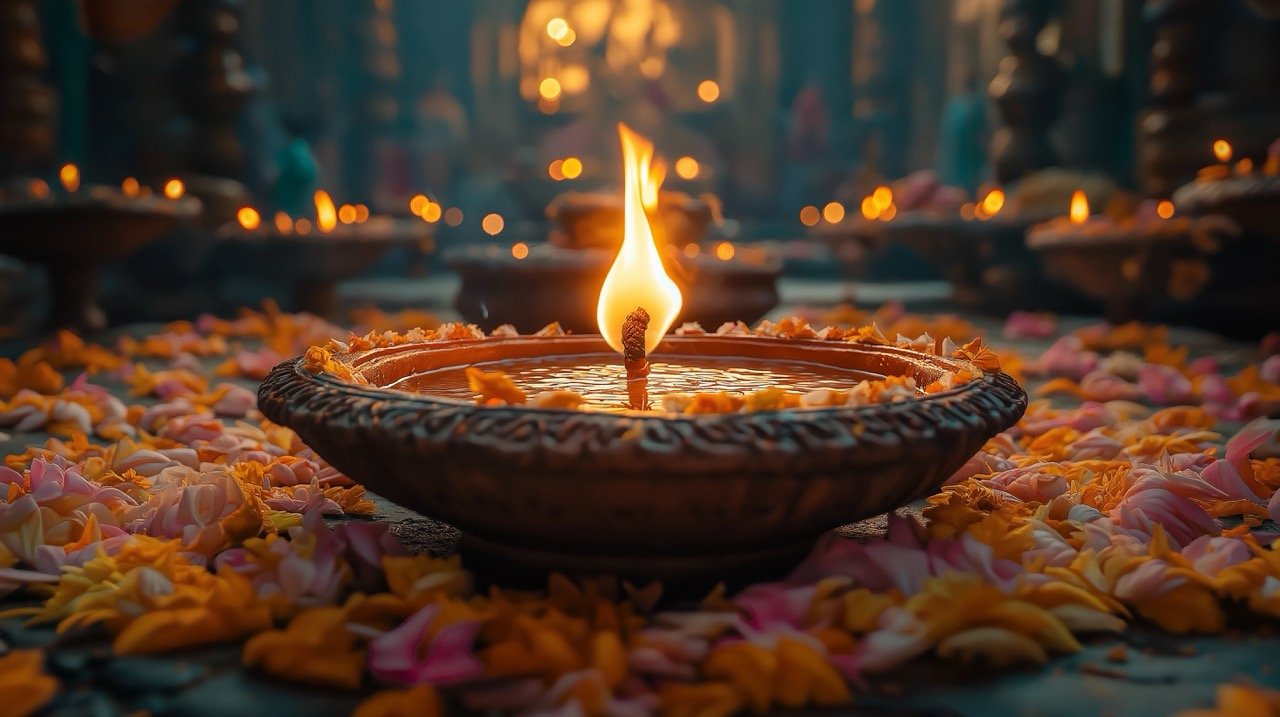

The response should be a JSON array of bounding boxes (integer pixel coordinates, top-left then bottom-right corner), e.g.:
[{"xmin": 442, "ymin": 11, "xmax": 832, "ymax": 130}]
[
  {"xmin": 482, "ymin": 213, "xmax": 505, "ymax": 235},
  {"xmin": 823, "ymin": 201, "xmax": 845, "ymax": 223},
  {"xmin": 163, "ymin": 178, "xmax": 185, "ymax": 199},
  {"xmin": 355, "ymin": 204, "xmax": 370, "ymax": 223},
  {"xmin": 596, "ymin": 123, "xmax": 683, "ymax": 355},
  {"xmin": 28, "ymin": 179, "xmax": 49, "ymax": 199},
  {"xmin": 548, "ymin": 159, "xmax": 564, "ymax": 180},
  {"xmin": 121, "ymin": 177, "xmax": 140, "ymax": 197},
  {"xmin": 237, "ymin": 206, "xmax": 261, "ymax": 230},
  {"xmin": 697, "ymin": 79, "xmax": 720, "ymax": 103},
  {"xmin": 444, "ymin": 207, "xmax": 463, "ymax": 226},
  {"xmin": 674, "ymin": 156, "xmax": 699, "ymax": 179},
  {"xmin": 295, "ymin": 217, "xmax": 312, "ymax": 235},
  {"xmin": 1069, "ymin": 190, "xmax": 1089, "ymax": 225},
  {"xmin": 799, "ymin": 205, "xmax": 820, "ymax": 226},
  {"xmin": 314, "ymin": 190, "xmax": 337, "ymax": 232},
  {"xmin": 1213, "ymin": 139, "xmax": 1232, "ymax": 163},
  {"xmin": 274, "ymin": 212, "xmax": 292, "ymax": 233},
  {"xmin": 683, "ymin": 243, "xmax": 701, "ymax": 258},
  {"xmin": 1156, "ymin": 200, "xmax": 1174, "ymax": 219},
  {"xmin": 59, "ymin": 163, "xmax": 80, "ymax": 192},
  {"xmin": 339, "ymin": 204, "xmax": 357, "ymax": 224}
]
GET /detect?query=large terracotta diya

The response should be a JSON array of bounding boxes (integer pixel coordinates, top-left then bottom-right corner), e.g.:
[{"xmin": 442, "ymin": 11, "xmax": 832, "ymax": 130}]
[
  {"xmin": 264, "ymin": 126, "xmax": 1026, "ymax": 588},
  {"xmin": 1027, "ymin": 193, "xmax": 1240, "ymax": 324},
  {"xmin": 214, "ymin": 201, "xmax": 431, "ymax": 317},
  {"xmin": 260, "ymin": 332, "xmax": 1026, "ymax": 588},
  {"xmin": 0, "ymin": 176, "xmax": 201, "ymax": 331}
]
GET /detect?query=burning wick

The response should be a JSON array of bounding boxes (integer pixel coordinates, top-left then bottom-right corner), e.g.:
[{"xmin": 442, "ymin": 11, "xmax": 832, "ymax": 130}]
[{"xmin": 622, "ymin": 307, "xmax": 651, "ymax": 410}]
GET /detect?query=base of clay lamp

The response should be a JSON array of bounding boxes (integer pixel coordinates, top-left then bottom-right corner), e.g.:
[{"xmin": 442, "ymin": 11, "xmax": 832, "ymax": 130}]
[
  {"xmin": 460, "ymin": 533, "xmax": 813, "ymax": 594},
  {"xmin": 1027, "ymin": 223, "xmax": 1225, "ymax": 324},
  {"xmin": 448, "ymin": 244, "xmax": 780, "ymax": 333},
  {"xmin": 214, "ymin": 218, "xmax": 430, "ymax": 317},
  {"xmin": 0, "ymin": 193, "xmax": 201, "ymax": 332},
  {"xmin": 1172, "ymin": 175, "xmax": 1280, "ymax": 241}
]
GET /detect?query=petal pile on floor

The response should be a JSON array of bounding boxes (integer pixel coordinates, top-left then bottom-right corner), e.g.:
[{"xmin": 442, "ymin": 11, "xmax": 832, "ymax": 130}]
[{"xmin": 1, "ymin": 303, "xmax": 1278, "ymax": 717}]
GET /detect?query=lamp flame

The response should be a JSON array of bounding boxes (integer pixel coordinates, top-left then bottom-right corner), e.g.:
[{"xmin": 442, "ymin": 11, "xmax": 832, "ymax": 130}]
[
  {"xmin": 1213, "ymin": 139, "xmax": 1232, "ymax": 163},
  {"xmin": 596, "ymin": 123, "xmax": 683, "ymax": 355},
  {"xmin": 314, "ymin": 190, "xmax": 337, "ymax": 233},
  {"xmin": 59, "ymin": 164, "xmax": 80, "ymax": 192},
  {"xmin": 1069, "ymin": 190, "xmax": 1089, "ymax": 225}
]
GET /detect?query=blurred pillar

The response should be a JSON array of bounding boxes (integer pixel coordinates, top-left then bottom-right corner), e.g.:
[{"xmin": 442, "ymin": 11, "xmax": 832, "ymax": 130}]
[
  {"xmin": 175, "ymin": 0, "xmax": 256, "ymax": 224},
  {"xmin": 988, "ymin": 0, "xmax": 1063, "ymax": 183},
  {"xmin": 0, "ymin": 0, "xmax": 57, "ymax": 179}
]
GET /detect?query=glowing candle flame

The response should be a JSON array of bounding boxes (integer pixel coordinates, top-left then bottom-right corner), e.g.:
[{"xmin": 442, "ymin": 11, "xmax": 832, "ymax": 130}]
[
  {"xmin": 1156, "ymin": 200, "xmax": 1174, "ymax": 219},
  {"xmin": 314, "ymin": 190, "xmax": 337, "ymax": 232},
  {"xmin": 121, "ymin": 177, "xmax": 140, "ymax": 197},
  {"xmin": 871, "ymin": 185, "xmax": 893, "ymax": 213},
  {"xmin": 274, "ymin": 211, "xmax": 292, "ymax": 234},
  {"xmin": 59, "ymin": 163, "xmax": 80, "ymax": 192},
  {"xmin": 859, "ymin": 196, "xmax": 878, "ymax": 221},
  {"xmin": 980, "ymin": 188, "xmax": 1005, "ymax": 216},
  {"xmin": 1213, "ymin": 139, "xmax": 1232, "ymax": 163},
  {"xmin": 237, "ymin": 206, "xmax": 261, "ymax": 230},
  {"xmin": 1069, "ymin": 190, "xmax": 1089, "ymax": 225},
  {"xmin": 596, "ymin": 123, "xmax": 683, "ymax": 355},
  {"xmin": 163, "ymin": 178, "xmax": 185, "ymax": 199}
]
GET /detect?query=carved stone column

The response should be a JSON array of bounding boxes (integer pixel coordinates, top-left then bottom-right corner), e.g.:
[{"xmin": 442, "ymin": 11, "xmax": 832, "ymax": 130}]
[
  {"xmin": 0, "ymin": 0, "xmax": 57, "ymax": 180},
  {"xmin": 988, "ymin": 0, "xmax": 1063, "ymax": 184},
  {"xmin": 1136, "ymin": 0, "xmax": 1213, "ymax": 197},
  {"xmin": 177, "ymin": 0, "xmax": 254, "ymax": 182},
  {"xmin": 346, "ymin": 0, "xmax": 403, "ymax": 206}
]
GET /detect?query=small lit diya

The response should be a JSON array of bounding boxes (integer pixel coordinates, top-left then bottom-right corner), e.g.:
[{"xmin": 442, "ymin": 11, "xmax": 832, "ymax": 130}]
[
  {"xmin": 1027, "ymin": 192, "xmax": 1240, "ymax": 323},
  {"xmin": 262, "ymin": 126, "xmax": 1026, "ymax": 588},
  {"xmin": 813, "ymin": 174, "xmax": 1084, "ymax": 311},
  {"xmin": 547, "ymin": 189, "xmax": 712, "ymax": 251},
  {"xmin": 214, "ymin": 192, "xmax": 431, "ymax": 316},
  {"xmin": 0, "ymin": 170, "xmax": 201, "ymax": 331},
  {"xmin": 1172, "ymin": 138, "xmax": 1280, "ymax": 240},
  {"xmin": 451, "ymin": 127, "xmax": 777, "ymax": 333}
]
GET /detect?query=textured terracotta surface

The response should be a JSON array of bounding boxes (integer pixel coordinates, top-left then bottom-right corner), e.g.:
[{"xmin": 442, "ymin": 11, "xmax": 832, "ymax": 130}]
[{"xmin": 259, "ymin": 335, "xmax": 1027, "ymax": 584}]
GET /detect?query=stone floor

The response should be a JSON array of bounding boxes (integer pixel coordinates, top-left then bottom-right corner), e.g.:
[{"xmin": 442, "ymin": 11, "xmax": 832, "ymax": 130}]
[{"xmin": 2, "ymin": 276, "xmax": 1278, "ymax": 716}]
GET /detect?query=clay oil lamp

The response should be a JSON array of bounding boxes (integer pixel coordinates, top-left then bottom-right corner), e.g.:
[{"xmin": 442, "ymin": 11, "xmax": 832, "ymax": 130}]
[
  {"xmin": 450, "ymin": 129, "xmax": 779, "ymax": 333},
  {"xmin": 808, "ymin": 170, "xmax": 966, "ymax": 279},
  {"xmin": 811, "ymin": 169, "xmax": 1103, "ymax": 312},
  {"xmin": 260, "ymin": 125, "xmax": 1027, "ymax": 590},
  {"xmin": 0, "ymin": 168, "xmax": 201, "ymax": 331},
  {"xmin": 1027, "ymin": 191, "xmax": 1240, "ymax": 323},
  {"xmin": 214, "ymin": 191, "xmax": 431, "ymax": 317},
  {"xmin": 1173, "ymin": 138, "xmax": 1280, "ymax": 241}
]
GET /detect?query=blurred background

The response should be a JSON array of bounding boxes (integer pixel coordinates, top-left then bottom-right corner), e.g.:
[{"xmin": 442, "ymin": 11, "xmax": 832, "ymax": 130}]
[{"xmin": 2, "ymin": 0, "xmax": 1279, "ymax": 340}]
